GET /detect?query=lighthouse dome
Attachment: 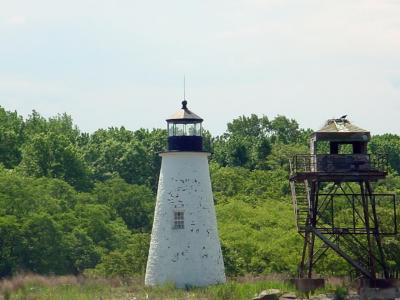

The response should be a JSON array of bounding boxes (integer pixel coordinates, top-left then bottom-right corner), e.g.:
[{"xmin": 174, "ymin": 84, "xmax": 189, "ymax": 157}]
[{"xmin": 166, "ymin": 100, "xmax": 203, "ymax": 123}]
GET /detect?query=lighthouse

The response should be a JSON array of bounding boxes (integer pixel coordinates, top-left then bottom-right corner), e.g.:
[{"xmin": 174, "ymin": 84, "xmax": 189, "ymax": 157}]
[{"xmin": 145, "ymin": 100, "xmax": 226, "ymax": 288}]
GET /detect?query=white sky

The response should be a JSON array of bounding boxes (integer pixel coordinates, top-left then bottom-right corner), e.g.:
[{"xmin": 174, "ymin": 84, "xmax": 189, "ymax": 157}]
[{"xmin": 0, "ymin": 0, "xmax": 399, "ymax": 135}]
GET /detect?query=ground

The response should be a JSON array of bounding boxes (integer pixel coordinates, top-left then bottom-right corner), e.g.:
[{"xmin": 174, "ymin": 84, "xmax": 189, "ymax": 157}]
[{"xmin": 0, "ymin": 274, "xmax": 350, "ymax": 300}]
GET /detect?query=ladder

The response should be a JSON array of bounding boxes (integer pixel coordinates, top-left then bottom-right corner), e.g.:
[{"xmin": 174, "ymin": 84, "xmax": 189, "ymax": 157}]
[{"xmin": 290, "ymin": 180, "xmax": 310, "ymax": 232}]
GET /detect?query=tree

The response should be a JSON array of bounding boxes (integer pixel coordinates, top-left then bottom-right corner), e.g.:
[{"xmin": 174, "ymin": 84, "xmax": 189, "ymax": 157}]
[
  {"xmin": 92, "ymin": 234, "xmax": 150, "ymax": 277},
  {"xmin": 0, "ymin": 106, "xmax": 24, "ymax": 168},
  {"xmin": 269, "ymin": 115, "xmax": 302, "ymax": 144},
  {"xmin": 0, "ymin": 171, "xmax": 62, "ymax": 218},
  {"xmin": 83, "ymin": 127, "xmax": 165, "ymax": 188},
  {"xmin": 23, "ymin": 111, "xmax": 81, "ymax": 144},
  {"xmin": 1, "ymin": 104, "xmax": 400, "ymax": 279},
  {"xmin": 0, "ymin": 216, "xmax": 23, "ymax": 276},
  {"xmin": 133, "ymin": 128, "xmax": 167, "ymax": 189},
  {"xmin": 211, "ymin": 114, "xmax": 284, "ymax": 169},
  {"xmin": 92, "ymin": 178, "xmax": 155, "ymax": 232},
  {"xmin": 226, "ymin": 114, "xmax": 270, "ymax": 138},
  {"xmin": 116, "ymin": 141, "xmax": 153, "ymax": 186},
  {"xmin": 266, "ymin": 142, "xmax": 309, "ymax": 171},
  {"xmin": 64, "ymin": 229, "xmax": 101, "ymax": 273},
  {"xmin": 73, "ymin": 203, "xmax": 132, "ymax": 251},
  {"xmin": 223, "ymin": 136, "xmax": 252, "ymax": 168},
  {"xmin": 19, "ymin": 132, "xmax": 91, "ymax": 190},
  {"xmin": 369, "ymin": 134, "xmax": 400, "ymax": 174},
  {"xmin": 21, "ymin": 213, "xmax": 69, "ymax": 274}
]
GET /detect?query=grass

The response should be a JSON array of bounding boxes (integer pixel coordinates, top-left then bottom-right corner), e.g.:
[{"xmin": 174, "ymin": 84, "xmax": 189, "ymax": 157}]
[
  {"xmin": 0, "ymin": 274, "xmax": 116, "ymax": 300},
  {"xmin": 0, "ymin": 273, "xmax": 346, "ymax": 300}
]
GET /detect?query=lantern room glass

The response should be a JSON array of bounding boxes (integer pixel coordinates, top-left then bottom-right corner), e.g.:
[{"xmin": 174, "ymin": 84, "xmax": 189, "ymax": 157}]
[{"xmin": 168, "ymin": 122, "xmax": 202, "ymax": 137}]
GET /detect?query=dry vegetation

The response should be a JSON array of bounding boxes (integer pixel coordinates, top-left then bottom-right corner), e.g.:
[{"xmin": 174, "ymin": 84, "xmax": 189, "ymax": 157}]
[
  {"xmin": 0, "ymin": 273, "xmax": 349, "ymax": 300},
  {"xmin": 0, "ymin": 273, "xmax": 122, "ymax": 300}
]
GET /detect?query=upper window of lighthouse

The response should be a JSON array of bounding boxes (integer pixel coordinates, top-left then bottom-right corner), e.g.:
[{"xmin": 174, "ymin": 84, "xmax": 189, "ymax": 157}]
[
  {"xmin": 167, "ymin": 123, "xmax": 202, "ymax": 137},
  {"xmin": 173, "ymin": 211, "xmax": 184, "ymax": 229}
]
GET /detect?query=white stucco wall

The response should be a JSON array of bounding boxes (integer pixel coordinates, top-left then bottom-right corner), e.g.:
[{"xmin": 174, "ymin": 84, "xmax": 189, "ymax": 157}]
[{"xmin": 145, "ymin": 151, "xmax": 226, "ymax": 288}]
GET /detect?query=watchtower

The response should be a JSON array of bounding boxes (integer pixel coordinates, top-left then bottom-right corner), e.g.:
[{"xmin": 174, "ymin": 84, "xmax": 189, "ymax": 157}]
[{"xmin": 289, "ymin": 117, "xmax": 397, "ymax": 287}]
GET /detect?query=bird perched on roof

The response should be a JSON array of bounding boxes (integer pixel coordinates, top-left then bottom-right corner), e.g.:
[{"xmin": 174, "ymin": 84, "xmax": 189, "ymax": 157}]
[{"xmin": 340, "ymin": 115, "xmax": 347, "ymax": 119}]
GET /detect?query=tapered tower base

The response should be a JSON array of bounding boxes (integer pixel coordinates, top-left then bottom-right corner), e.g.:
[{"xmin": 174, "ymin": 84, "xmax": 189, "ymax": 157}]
[{"xmin": 145, "ymin": 152, "xmax": 226, "ymax": 288}]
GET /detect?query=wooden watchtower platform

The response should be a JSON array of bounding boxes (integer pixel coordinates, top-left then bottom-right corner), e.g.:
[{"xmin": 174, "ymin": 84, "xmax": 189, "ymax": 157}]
[{"xmin": 289, "ymin": 117, "xmax": 397, "ymax": 286}]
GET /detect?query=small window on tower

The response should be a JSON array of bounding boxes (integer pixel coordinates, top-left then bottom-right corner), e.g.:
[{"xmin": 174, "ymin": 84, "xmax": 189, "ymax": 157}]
[{"xmin": 173, "ymin": 211, "xmax": 184, "ymax": 229}]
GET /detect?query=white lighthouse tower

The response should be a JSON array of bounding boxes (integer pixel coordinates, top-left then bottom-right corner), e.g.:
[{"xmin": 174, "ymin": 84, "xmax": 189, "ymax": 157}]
[{"xmin": 145, "ymin": 100, "xmax": 226, "ymax": 288}]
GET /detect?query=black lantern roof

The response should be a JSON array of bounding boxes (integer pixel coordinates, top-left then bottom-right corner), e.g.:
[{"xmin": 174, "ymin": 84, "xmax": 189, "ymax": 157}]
[{"xmin": 166, "ymin": 101, "xmax": 203, "ymax": 124}]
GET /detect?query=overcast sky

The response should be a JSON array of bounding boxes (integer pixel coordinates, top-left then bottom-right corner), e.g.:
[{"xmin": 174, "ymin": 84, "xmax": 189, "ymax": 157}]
[{"xmin": 0, "ymin": 0, "xmax": 399, "ymax": 135}]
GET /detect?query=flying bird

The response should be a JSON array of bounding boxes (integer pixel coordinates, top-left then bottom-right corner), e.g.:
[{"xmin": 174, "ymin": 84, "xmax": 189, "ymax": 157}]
[{"xmin": 340, "ymin": 115, "xmax": 347, "ymax": 119}]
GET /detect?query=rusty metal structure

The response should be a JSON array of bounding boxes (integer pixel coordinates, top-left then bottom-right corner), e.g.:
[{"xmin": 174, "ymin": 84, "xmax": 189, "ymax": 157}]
[{"xmin": 289, "ymin": 117, "xmax": 397, "ymax": 283}]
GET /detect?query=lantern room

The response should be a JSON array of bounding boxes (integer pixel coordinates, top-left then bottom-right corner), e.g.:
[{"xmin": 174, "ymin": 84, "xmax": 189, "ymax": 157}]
[{"xmin": 166, "ymin": 100, "xmax": 204, "ymax": 151}]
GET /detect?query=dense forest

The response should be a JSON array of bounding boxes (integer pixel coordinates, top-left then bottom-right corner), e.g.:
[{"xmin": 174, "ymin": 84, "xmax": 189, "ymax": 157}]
[{"xmin": 1, "ymin": 106, "xmax": 400, "ymax": 279}]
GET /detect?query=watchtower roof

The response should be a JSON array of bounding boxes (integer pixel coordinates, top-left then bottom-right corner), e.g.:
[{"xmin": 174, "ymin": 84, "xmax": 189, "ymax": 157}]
[
  {"xmin": 312, "ymin": 118, "xmax": 371, "ymax": 142},
  {"xmin": 166, "ymin": 101, "xmax": 203, "ymax": 124}
]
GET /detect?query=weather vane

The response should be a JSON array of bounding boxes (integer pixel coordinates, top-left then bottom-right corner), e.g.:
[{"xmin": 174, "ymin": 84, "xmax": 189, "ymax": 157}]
[{"xmin": 183, "ymin": 75, "xmax": 186, "ymax": 101}]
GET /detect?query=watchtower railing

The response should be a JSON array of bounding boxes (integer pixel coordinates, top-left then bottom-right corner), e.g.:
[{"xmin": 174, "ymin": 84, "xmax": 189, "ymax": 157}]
[{"xmin": 290, "ymin": 154, "xmax": 388, "ymax": 175}]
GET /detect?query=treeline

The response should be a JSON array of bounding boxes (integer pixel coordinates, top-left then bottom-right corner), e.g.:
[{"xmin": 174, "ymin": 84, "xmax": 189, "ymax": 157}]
[{"xmin": 1, "ymin": 106, "xmax": 400, "ymax": 278}]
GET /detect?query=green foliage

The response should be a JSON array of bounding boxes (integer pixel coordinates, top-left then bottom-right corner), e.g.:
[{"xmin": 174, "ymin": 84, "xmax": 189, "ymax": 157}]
[
  {"xmin": 0, "ymin": 171, "xmax": 149, "ymax": 277},
  {"xmin": 269, "ymin": 115, "xmax": 302, "ymax": 144},
  {"xmin": 0, "ymin": 171, "xmax": 63, "ymax": 217},
  {"xmin": 211, "ymin": 114, "xmax": 310, "ymax": 170},
  {"xmin": 0, "ymin": 107, "xmax": 24, "ymax": 168},
  {"xmin": 91, "ymin": 234, "xmax": 150, "ymax": 277},
  {"xmin": 334, "ymin": 286, "xmax": 348, "ymax": 300},
  {"xmin": 19, "ymin": 132, "xmax": 91, "ymax": 190},
  {"xmin": 266, "ymin": 142, "xmax": 308, "ymax": 171},
  {"xmin": 1, "ymin": 105, "xmax": 400, "ymax": 280},
  {"xmin": 83, "ymin": 127, "xmax": 166, "ymax": 189},
  {"xmin": 23, "ymin": 111, "xmax": 81, "ymax": 144},
  {"xmin": 369, "ymin": 134, "xmax": 400, "ymax": 174},
  {"xmin": 21, "ymin": 213, "xmax": 69, "ymax": 274},
  {"xmin": 92, "ymin": 178, "xmax": 155, "ymax": 232},
  {"xmin": 217, "ymin": 199, "xmax": 302, "ymax": 276},
  {"xmin": 212, "ymin": 115, "xmax": 272, "ymax": 169},
  {"xmin": 211, "ymin": 166, "xmax": 289, "ymax": 200},
  {"xmin": 64, "ymin": 228, "xmax": 101, "ymax": 273},
  {"xmin": 0, "ymin": 216, "xmax": 22, "ymax": 276}
]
